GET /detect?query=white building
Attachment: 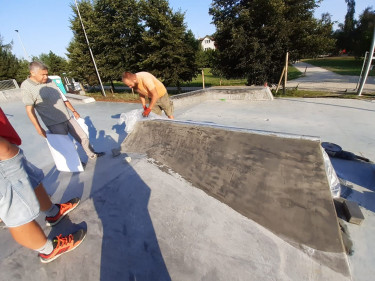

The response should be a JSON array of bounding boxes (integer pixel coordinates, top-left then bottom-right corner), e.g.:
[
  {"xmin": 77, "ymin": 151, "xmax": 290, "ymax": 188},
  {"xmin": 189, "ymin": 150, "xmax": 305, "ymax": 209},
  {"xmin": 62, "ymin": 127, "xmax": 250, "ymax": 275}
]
[{"xmin": 199, "ymin": 36, "xmax": 216, "ymax": 51}]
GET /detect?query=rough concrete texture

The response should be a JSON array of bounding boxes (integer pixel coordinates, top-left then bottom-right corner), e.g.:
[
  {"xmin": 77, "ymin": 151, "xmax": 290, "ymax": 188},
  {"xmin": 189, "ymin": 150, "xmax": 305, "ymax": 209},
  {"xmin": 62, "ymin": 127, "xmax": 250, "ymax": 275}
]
[
  {"xmin": 171, "ymin": 86, "xmax": 273, "ymax": 108},
  {"xmin": 0, "ymin": 88, "xmax": 23, "ymax": 102},
  {"xmin": 121, "ymin": 120, "xmax": 350, "ymax": 277}
]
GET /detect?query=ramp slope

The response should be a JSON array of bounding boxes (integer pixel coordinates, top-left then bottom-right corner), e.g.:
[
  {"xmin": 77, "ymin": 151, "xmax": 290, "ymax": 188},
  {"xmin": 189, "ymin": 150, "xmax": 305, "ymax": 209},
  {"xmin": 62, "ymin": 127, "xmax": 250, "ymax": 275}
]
[{"xmin": 122, "ymin": 120, "xmax": 350, "ymax": 276}]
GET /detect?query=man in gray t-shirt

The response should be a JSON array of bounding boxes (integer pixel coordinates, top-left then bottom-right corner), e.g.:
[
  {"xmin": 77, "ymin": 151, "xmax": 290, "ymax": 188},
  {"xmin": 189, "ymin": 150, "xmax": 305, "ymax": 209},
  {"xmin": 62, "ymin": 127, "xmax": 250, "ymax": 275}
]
[{"xmin": 21, "ymin": 61, "xmax": 104, "ymax": 161}]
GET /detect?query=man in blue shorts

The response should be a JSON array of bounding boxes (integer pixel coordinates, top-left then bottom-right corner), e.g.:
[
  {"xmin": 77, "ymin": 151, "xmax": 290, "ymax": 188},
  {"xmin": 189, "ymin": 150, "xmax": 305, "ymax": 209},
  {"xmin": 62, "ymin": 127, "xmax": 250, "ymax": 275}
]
[{"xmin": 0, "ymin": 107, "xmax": 86, "ymax": 263}]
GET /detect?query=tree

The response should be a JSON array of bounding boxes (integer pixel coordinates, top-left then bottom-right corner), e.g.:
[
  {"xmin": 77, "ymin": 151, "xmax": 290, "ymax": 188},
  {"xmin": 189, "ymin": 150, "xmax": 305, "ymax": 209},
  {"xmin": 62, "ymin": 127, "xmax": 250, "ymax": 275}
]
[
  {"xmin": 0, "ymin": 36, "xmax": 19, "ymax": 81},
  {"xmin": 15, "ymin": 59, "xmax": 30, "ymax": 83},
  {"xmin": 209, "ymin": 0, "xmax": 335, "ymax": 85},
  {"xmin": 139, "ymin": 0, "xmax": 199, "ymax": 87},
  {"xmin": 92, "ymin": 0, "xmax": 144, "ymax": 90},
  {"xmin": 67, "ymin": 0, "xmax": 99, "ymax": 85},
  {"xmin": 352, "ymin": 7, "xmax": 375, "ymax": 57},
  {"xmin": 196, "ymin": 49, "xmax": 216, "ymax": 68},
  {"xmin": 37, "ymin": 51, "xmax": 68, "ymax": 76},
  {"xmin": 334, "ymin": 0, "xmax": 356, "ymax": 53}
]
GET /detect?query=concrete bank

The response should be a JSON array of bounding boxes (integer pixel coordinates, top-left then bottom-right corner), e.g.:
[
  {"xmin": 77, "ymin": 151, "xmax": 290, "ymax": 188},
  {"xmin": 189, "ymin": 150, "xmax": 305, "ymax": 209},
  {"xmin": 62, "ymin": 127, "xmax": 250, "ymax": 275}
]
[
  {"xmin": 122, "ymin": 120, "xmax": 351, "ymax": 279},
  {"xmin": 171, "ymin": 86, "xmax": 273, "ymax": 108}
]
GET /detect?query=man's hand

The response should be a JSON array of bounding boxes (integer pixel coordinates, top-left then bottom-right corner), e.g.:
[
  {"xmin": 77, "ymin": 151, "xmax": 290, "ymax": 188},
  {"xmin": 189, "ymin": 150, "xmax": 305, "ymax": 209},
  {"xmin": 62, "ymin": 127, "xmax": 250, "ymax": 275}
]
[
  {"xmin": 143, "ymin": 105, "xmax": 147, "ymax": 110},
  {"xmin": 143, "ymin": 107, "xmax": 152, "ymax": 117},
  {"xmin": 73, "ymin": 111, "xmax": 80, "ymax": 119},
  {"xmin": 37, "ymin": 127, "xmax": 47, "ymax": 138}
]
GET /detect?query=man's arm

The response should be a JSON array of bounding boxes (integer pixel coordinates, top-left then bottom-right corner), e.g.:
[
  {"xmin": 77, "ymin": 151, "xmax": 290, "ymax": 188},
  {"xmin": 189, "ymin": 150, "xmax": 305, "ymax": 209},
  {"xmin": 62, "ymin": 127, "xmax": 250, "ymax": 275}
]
[
  {"xmin": 0, "ymin": 137, "xmax": 19, "ymax": 161},
  {"xmin": 25, "ymin": 105, "xmax": 46, "ymax": 138},
  {"xmin": 64, "ymin": 101, "xmax": 80, "ymax": 119},
  {"xmin": 147, "ymin": 88, "xmax": 159, "ymax": 111},
  {"xmin": 139, "ymin": 95, "xmax": 147, "ymax": 109}
]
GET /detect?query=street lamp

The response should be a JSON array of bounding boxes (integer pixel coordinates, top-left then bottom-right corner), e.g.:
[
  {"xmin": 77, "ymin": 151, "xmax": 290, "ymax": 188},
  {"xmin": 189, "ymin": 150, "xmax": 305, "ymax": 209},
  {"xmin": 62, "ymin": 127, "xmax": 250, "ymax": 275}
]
[
  {"xmin": 73, "ymin": 0, "xmax": 106, "ymax": 97},
  {"xmin": 14, "ymin": 29, "xmax": 31, "ymax": 62}
]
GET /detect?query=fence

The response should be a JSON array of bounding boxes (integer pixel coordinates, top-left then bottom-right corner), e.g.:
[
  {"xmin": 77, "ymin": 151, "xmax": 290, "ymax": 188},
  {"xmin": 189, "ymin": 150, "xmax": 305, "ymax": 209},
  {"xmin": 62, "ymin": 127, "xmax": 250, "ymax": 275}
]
[{"xmin": 0, "ymin": 79, "xmax": 19, "ymax": 91}]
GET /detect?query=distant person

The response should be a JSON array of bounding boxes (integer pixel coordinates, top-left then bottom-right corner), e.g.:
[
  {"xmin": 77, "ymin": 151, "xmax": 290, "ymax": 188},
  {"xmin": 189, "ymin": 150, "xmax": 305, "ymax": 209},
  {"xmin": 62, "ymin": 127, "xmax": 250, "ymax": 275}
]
[
  {"xmin": 122, "ymin": 71, "xmax": 174, "ymax": 119},
  {"xmin": 21, "ymin": 61, "xmax": 104, "ymax": 161},
  {"xmin": 0, "ymin": 108, "xmax": 86, "ymax": 263}
]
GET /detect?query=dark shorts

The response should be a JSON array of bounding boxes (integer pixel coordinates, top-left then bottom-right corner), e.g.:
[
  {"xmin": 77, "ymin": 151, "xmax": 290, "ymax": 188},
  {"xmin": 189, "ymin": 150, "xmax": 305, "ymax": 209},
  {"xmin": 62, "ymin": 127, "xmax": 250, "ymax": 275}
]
[{"xmin": 152, "ymin": 94, "xmax": 174, "ymax": 117}]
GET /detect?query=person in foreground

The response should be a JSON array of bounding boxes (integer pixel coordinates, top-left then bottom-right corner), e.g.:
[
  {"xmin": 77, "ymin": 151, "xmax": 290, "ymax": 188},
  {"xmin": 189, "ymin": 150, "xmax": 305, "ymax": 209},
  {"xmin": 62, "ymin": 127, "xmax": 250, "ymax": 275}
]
[
  {"xmin": 122, "ymin": 71, "xmax": 174, "ymax": 119},
  {"xmin": 0, "ymin": 108, "xmax": 86, "ymax": 263},
  {"xmin": 21, "ymin": 61, "xmax": 104, "ymax": 161}
]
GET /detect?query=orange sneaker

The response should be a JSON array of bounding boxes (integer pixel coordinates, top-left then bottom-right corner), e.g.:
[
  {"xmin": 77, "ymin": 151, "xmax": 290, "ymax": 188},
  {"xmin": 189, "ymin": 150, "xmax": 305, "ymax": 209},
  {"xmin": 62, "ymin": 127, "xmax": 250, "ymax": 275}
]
[
  {"xmin": 39, "ymin": 229, "xmax": 87, "ymax": 263},
  {"xmin": 45, "ymin": 197, "xmax": 80, "ymax": 226}
]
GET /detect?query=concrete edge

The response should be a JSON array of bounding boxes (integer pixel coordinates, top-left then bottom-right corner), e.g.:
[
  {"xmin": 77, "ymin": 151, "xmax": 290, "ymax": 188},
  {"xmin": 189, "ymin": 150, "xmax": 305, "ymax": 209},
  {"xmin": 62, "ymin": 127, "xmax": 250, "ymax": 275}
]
[
  {"xmin": 171, "ymin": 86, "xmax": 274, "ymax": 108},
  {"xmin": 65, "ymin": 93, "xmax": 96, "ymax": 103},
  {"xmin": 153, "ymin": 119, "xmax": 321, "ymax": 142}
]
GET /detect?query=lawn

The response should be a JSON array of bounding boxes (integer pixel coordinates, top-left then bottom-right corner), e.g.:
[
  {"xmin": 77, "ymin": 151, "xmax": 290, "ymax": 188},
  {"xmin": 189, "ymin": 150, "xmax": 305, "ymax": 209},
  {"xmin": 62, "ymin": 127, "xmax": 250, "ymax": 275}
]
[
  {"xmin": 272, "ymin": 88, "xmax": 375, "ymax": 99},
  {"xmin": 302, "ymin": 56, "xmax": 374, "ymax": 76},
  {"xmin": 104, "ymin": 67, "xmax": 301, "ymax": 90},
  {"xmin": 180, "ymin": 68, "xmax": 247, "ymax": 87}
]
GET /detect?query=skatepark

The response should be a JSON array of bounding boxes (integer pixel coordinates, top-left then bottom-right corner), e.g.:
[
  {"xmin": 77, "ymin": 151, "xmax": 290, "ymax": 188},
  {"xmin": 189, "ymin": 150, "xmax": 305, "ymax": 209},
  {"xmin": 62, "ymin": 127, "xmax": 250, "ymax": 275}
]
[{"xmin": 1, "ymin": 74, "xmax": 375, "ymax": 280}]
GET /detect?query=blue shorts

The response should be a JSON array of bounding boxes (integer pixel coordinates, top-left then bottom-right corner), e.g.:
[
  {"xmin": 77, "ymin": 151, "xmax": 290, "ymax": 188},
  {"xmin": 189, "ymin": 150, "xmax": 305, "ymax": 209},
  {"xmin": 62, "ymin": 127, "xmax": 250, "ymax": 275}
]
[{"xmin": 0, "ymin": 149, "xmax": 43, "ymax": 227}]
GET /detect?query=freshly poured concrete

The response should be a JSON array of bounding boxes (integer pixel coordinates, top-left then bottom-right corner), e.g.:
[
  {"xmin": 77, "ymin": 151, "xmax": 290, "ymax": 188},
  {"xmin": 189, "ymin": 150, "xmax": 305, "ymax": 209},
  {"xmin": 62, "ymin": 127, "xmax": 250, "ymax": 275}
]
[{"xmin": 1, "ymin": 97, "xmax": 374, "ymax": 280}]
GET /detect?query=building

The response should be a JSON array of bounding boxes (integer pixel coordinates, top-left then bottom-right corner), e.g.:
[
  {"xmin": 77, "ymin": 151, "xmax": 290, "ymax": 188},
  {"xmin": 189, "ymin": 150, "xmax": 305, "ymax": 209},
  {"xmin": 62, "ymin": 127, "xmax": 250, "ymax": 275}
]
[{"xmin": 199, "ymin": 36, "xmax": 216, "ymax": 51}]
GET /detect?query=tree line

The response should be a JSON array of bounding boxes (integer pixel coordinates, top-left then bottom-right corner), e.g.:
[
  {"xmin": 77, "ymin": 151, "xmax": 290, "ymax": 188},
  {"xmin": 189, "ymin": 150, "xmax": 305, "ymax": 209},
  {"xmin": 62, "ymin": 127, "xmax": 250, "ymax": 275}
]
[{"xmin": 1, "ymin": 0, "xmax": 374, "ymax": 88}]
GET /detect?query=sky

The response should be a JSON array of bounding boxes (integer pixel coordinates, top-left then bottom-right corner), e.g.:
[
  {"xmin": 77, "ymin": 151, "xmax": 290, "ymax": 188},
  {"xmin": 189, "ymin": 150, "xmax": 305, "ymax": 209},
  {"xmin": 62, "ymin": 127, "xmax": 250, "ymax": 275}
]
[{"xmin": 0, "ymin": 0, "xmax": 373, "ymax": 60}]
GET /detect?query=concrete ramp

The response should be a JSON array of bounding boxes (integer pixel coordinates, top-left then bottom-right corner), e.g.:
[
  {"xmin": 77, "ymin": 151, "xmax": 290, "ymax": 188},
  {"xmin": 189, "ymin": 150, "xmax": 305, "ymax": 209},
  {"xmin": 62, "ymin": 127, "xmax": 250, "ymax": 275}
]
[
  {"xmin": 171, "ymin": 86, "xmax": 273, "ymax": 109},
  {"xmin": 0, "ymin": 89, "xmax": 23, "ymax": 102},
  {"xmin": 122, "ymin": 120, "xmax": 351, "ymax": 278}
]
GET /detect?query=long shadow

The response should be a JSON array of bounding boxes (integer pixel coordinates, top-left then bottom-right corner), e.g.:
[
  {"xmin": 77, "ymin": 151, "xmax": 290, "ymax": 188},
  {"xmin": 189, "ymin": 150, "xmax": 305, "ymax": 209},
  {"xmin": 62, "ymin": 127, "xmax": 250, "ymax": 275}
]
[
  {"xmin": 330, "ymin": 157, "xmax": 375, "ymax": 214},
  {"xmin": 111, "ymin": 114, "xmax": 127, "ymax": 146},
  {"xmin": 281, "ymin": 98, "xmax": 375, "ymax": 113},
  {"xmin": 330, "ymin": 158, "xmax": 375, "ymax": 191},
  {"xmin": 90, "ymin": 125, "xmax": 171, "ymax": 280}
]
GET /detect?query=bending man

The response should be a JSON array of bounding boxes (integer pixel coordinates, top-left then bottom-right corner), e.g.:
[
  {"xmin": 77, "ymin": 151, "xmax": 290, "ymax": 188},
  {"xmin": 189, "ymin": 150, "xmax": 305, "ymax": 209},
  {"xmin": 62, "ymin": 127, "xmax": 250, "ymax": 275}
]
[{"xmin": 122, "ymin": 71, "xmax": 174, "ymax": 119}]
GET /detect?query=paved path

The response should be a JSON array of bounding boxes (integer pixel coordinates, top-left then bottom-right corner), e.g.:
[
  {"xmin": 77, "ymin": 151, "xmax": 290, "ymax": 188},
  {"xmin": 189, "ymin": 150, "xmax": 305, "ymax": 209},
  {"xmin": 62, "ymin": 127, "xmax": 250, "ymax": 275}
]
[{"xmin": 287, "ymin": 62, "xmax": 375, "ymax": 93}]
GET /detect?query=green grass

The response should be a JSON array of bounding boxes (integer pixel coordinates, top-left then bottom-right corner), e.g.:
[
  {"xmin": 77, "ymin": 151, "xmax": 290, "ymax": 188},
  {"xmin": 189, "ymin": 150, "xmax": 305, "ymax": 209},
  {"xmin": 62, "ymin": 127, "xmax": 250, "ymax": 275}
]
[
  {"xmin": 180, "ymin": 68, "xmax": 247, "ymax": 87},
  {"xmin": 272, "ymin": 88, "xmax": 375, "ymax": 99},
  {"xmin": 87, "ymin": 91, "xmax": 140, "ymax": 103},
  {"xmin": 104, "ymin": 67, "xmax": 302, "ymax": 89},
  {"xmin": 286, "ymin": 65, "xmax": 303, "ymax": 80},
  {"xmin": 302, "ymin": 56, "xmax": 374, "ymax": 76}
]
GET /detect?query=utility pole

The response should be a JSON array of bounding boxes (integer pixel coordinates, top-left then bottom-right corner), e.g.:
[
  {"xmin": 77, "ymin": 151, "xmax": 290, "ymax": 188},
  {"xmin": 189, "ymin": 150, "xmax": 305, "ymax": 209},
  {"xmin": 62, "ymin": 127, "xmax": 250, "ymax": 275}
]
[
  {"xmin": 357, "ymin": 26, "xmax": 375, "ymax": 96},
  {"xmin": 283, "ymin": 52, "xmax": 289, "ymax": 95},
  {"xmin": 74, "ymin": 0, "xmax": 106, "ymax": 97},
  {"xmin": 14, "ymin": 29, "xmax": 31, "ymax": 62}
]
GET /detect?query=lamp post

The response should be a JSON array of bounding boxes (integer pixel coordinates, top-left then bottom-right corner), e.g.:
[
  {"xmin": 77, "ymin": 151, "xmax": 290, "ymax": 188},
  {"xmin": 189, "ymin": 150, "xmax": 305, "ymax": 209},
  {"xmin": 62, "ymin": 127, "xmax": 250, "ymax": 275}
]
[
  {"xmin": 73, "ymin": 0, "xmax": 106, "ymax": 97},
  {"xmin": 14, "ymin": 29, "xmax": 31, "ymax": 62}
]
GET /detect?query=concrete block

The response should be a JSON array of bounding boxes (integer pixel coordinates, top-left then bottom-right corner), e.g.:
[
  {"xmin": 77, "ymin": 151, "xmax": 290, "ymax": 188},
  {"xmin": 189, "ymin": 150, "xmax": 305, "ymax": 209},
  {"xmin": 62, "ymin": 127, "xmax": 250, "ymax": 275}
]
[
  {"xmin": 343, "ymin": 200, "xmax": 364, "ymax": 225},
  {"xmin": 66, "ymin": 93, "xmax": 95, "ymax": 104}
]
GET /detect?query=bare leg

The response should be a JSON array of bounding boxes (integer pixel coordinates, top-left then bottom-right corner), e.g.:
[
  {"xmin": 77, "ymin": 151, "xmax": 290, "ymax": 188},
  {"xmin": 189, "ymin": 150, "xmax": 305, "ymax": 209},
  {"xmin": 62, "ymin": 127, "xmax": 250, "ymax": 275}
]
[
  {"xmin": 9, "ymin": 220, "xmax": 47, "ymax": 250},
  {"xmin": 34, "ymin": 183, "xmax": 53, "ymax": 212},
  {"xmin": 168, "ymin": 115, "xmax": 174, "ymax": 119}
]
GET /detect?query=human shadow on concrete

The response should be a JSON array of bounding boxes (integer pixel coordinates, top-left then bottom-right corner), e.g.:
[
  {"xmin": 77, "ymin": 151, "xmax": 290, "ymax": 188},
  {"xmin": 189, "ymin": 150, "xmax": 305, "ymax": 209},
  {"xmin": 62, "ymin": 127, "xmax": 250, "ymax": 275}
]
[
  {"xmin": 90, "ymin": 133, "xmax": 171, "ymax": 280},
  {"xmin": 330, "ymin": 158, "xmax": 375, "ymax": 191},
  {"xmin": 111, "ymin": 114, "xmax": 127, "ymax": 146}
]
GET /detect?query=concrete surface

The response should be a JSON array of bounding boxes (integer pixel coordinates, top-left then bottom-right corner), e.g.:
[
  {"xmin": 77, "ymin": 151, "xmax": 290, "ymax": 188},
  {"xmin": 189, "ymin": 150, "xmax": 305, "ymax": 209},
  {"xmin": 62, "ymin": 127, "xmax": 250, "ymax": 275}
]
[
  {"xmin": 171, "ymin": 86, "xmax": 273, "ymax": 108},
  {"xmin": 288, "ymin": 62, "xmax": 375, "ymax": 93},
  {"xmin": 122, "ymin": 120, "xmax": 350, "ymax": 276},
  {"xmin": 1, "ymin": 96, "xmax": 374, "ymax": 281}
]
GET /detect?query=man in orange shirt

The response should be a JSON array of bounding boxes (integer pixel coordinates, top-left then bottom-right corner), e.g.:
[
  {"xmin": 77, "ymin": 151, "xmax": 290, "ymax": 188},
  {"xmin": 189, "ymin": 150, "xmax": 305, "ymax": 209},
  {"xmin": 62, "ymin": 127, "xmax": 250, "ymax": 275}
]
[{"xmin": 122, "ymin": 72, "xmax": 174, "ymax": 119}]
